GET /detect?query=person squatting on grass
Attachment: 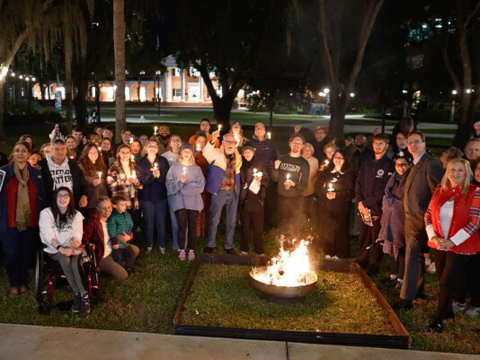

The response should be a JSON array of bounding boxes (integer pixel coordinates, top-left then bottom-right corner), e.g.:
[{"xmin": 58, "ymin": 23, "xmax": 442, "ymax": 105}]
[
  {"xmin": 107, "ymin": 194, "xmax": 137, "ymax": 274},
  {"xmin": 166, "ymin": 143, "xmax": 205, "ymax": 261},
  {"xmin": 39, "ymin": 187, "xmax": 90, "ymax": 318}
]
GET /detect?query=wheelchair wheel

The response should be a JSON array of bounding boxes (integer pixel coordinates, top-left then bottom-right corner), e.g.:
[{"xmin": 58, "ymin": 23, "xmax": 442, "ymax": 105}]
[
  {"xmin": 38, "ymin": 302, "xmax": 50, "ymax": 316},
  {"xmin": 34, "ymin": 250, "xmax": 44, "ymax": 301}
]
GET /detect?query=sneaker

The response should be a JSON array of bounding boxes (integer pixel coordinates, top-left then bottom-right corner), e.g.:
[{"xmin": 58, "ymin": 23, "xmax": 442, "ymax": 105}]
[
  {"xmin": 331, "ymin": 256, "xmax": 340, "ymax": 261},
  {"xmin": 324, "ymin": 255, "xmax": 332, "ymax": 260},
  {"xmin": 426, "ymin": 263, "xmax": 436, "ymax": 274},
  {"xmin": 240, "ymin": 251, "xmax": 248, "ymax": 256},
  {"xmin": 71, "ymin": 293, "xmax": 82, "ymax": 313},
  {"xmin": 146, "ymin": 246, "xmax": 153, "ymax": 254},
  {"xmin": 178, "ymin": 251, "xmax": 186, "ymax": 261},
  {"xmin": 203, "ymin": 246, "xmax": 215, "ymax": 254},
  {"xmin": 159, "ymin": 247, "xmax": 166, "ymax": 254},
  {"xmin": 452, "ymin": 301, "xmax": 468, "ymax": 313},
  {"xmin": 225, "ymin": 248, "xmax": 236, "ymax": 255},
  {"xmin": 425, "ymin": 257, "xmax": 432, "ymax": 267},
  {"xmin": 79, "ymin": 293, "xmax": 91, "ymax": 319},
  {"xmin": 389, "ymin": 274, "xmax": 399, "ymax": 281},
  {"xmin": 396, "ymin": 279, "xmax": 403, "ymax": 290},
  {"xmin": 465, "ymin": 306, "xmax": 480, "ymax": 318},
  {"xmin": 188, "ymin": 251, "xmax": 195, "ymax": 261},
  {"xmin": 427, "ymin": 318, "xmax": 444, "ymax": 333}
]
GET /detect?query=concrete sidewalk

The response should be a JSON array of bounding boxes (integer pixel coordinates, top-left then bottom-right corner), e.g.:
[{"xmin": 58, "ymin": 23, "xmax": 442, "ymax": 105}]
[{"xmin": 0, "ymin": 323, "xmax": 477, "ymax": 360}]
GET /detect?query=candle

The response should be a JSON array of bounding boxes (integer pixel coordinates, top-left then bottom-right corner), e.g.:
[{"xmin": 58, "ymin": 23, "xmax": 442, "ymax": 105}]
[
  {"xmin": 129, "ymin": 137, "xmax": 133, "ymax": 145},
  {"xmin": 196, "ymin": 144, "xmax": 201, "ymax": 151},
  {"xmin": 327, "ymin": 183, "xmax": 334, "ymax": 192},
  {"xmin": 98, "ymin": 147, "xmax": 101, "ymax": 152},
  {"xmin": 253, "ymin": 168, "xmax": 258, "ymax": 175},
  {"xmin": 267, "ymin": 132, "xmax": 271, "ymax": 139},
  {"xmin": 131, "ymin": 155, "xmax": 135, "ymax": 162},
  {"xmin": 70, "ymin": 156, "xmax": 74, "ymax": 159},
  {"xmin": 131, "ymin": 170, "xmax": 136, "ymax": 178},
  {"xmin": 98, "ymin": 171, "xmax": 102, "ymax": 180},
  {"xmin": 182, "ymin": 166, "xmax": 187, "ymax": 175},
  {"xmin": 218, "ymin": 124, "xmax": 222, "ymax": 131},
  {"xmin": 325, "ymin": 160, "xmax": 329, "ymax": 166},
  {"xmin": 154, "ymin": 162, "xmax": 158, "ymax": 170},
  {"xmin": 154, "ymin": 126, "xmax": 158, "ymax": 135},
  {"xmin": 286, "ymin": 173, "xmax": 291, "ymax": 181}
]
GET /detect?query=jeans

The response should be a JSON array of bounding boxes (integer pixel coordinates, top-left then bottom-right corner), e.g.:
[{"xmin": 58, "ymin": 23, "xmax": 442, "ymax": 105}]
[
  {"xmin": 356, "ymin": 217, "xmax": 383, "ymax": 272},
  {"xmin": 0, "ymin": 227, "xmax": 38, "ymax": 287},
  {"xmin": 239, "ymin": 207, "xmax": 265, "ymax": 254},
  {"xmin": 207, "ymin": 189, "xmax": 238, "ymax": 249},
  {"xmin": 51, "ymin": 253, "xmax": 86, "ymax": 294},
  {"xmin": 111, "ymin": 246, "xmax": 137, "ymax": 269},
  {"xmin": 100, "ymin": 245, "xmax": 139, "ymax": 280},
  {"xmin": 140, "ymin": 199, "xmax": 168, "ymax": 248},
  {"xmin": 168, "ymin": 195, "xmax": 179, "ymax": 250},
  {"xmin": 175, "ymin": 209, "xmax": 199, "ymax": 250},
  {"xmin": 401, "ymin": 224, "xmax": 428, "ymax": 301}
]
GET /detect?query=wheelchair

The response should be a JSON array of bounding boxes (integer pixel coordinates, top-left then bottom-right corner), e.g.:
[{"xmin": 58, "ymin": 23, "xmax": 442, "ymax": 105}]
[{"xmin": 34, "ymin": 242, "xmax": 100, "ymax": 315}]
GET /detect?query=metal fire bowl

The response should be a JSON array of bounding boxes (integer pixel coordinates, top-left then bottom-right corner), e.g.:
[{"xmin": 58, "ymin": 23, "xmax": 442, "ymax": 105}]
[{"xmin": 250, "ymin": 267, "xmax": 318, "ymax": 305}]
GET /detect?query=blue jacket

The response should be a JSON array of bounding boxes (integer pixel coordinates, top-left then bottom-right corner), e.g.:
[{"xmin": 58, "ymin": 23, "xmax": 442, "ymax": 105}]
[
  {"xmin": 136, "ymin": 155, "xmax": 169, "ymax": 202},
  {"xmin": 244, "ymin": 136, "xmax": 280, "ymax": 177},
  {"xmin": 0, "ymin": 162, "xmax": 46, "ymax": 234},
  {"xmin": 202, "ymin": 141, "xmax": 242, "ymax": 197}
]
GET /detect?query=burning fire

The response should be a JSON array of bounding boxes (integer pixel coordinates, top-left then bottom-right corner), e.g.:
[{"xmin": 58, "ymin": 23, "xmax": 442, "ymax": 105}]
[{"xmin": 252, "ymin": 239, "xmax": 317, "ymax": 287}]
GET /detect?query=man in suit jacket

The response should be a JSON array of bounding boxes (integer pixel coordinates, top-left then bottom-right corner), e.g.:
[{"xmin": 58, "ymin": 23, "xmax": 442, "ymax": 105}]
[{"xmin": 396, "ymin": 131, "xmax": 444, "ymax": 310}]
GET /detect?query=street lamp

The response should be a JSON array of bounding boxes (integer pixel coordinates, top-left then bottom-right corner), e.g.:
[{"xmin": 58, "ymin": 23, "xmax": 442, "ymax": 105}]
[
  {"xmin": 452, "ymin": 89, "xmax": 457, "ymax": 95},
  {"xmin": 323, "ymin": 88, "xmax": 330, "ymax": 94},
  {"xmin": 402, "ymin": 90, "xmax": 408, "ymax": 94}
]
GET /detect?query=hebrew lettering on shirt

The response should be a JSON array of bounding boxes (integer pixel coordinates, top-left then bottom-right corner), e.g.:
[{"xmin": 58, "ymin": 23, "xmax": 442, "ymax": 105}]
[{"xmin": 279, "ymin": 163, "xmax": 301, "ymax": 173}]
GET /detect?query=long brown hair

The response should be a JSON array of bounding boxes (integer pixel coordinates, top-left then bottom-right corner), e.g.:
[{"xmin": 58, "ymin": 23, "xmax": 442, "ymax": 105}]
[
  {"xmin": 78, "ymin": 143, "xmax": 107, "ymax": 177},
  {"xmin": 50, "ymin": 187, "xmax": 77, "ymax": 229}
]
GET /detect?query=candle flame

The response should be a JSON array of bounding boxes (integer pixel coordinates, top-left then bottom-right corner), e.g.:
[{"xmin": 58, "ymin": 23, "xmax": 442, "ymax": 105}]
[{"xmin": 267, "ymin": 132, "xmax": 271, "ymax": 139}]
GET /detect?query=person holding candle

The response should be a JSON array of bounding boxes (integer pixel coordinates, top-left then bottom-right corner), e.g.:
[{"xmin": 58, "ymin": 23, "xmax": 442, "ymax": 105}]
[
  {"xmin": 130, "ymin": 140, "xmax": 143, "ymax": 162},
  {"xmin": 107, "ymin": 144, "xmax": 142, "ymax": 237},
  {"xmin": 271, "ymin": 134, "xmax": 310, "ymax": 232},
  {"xmin": 166, "ymin": 144, "xmax": 205, "ymax": 260},
  {"xmin": 245, "ymin": 122, "xmax": 280, "ymax": 230},
  {"xmin": 77, "ymin": 144, "xmax": 108, "ymax": 216},
  {"xmin": 65, "ymin": 135, "xmax": 79, "ymax": 162},
  {"xmin": 0, "ymin": 141, "xmax": 46, "ymax": 298},
  {"xmin": 423, "ymin": 159, "xmax": 480, "ymax": 332},
  {"xmin": 355, "ymin": 134, "xmax": 395, "ymax": 274},
  {"xmin": 38, "ymin": 139, "xmax": 88, "ymax": 208},
  {"xmin": 100, "ymin": 137, "xmax": 115, "ymax": 167},
  {"xmin": 162, "ymin": 135, "xmax": 183, "ymax": 250},
  {"xmin": 315, "ymin": 149, "xmax": 355, "ymax": 259},
  {"xmin": 189, "ymin": 118, "xmax": 220, "ymax": 148},
  {"xmin": 193, "ymin": 132, "xmax": 210, "ymax": 238},
  {"xmin": 229, "ymin": 121, "xmax": 248, "ymax": 153},
  {"xmin": 239, "ymin": 145, "xmax": 270, "ymax": 255},
  {"xmin": 136, "ymin": 139, "xmax": 170, "ymax": 254},
  {"xmin": 202, "ymin": 131, "xmax": 242, "ymax": 254}
]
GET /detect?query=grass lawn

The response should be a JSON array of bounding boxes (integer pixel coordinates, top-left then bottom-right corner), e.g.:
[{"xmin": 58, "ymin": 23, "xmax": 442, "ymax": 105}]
[{"xmin": 180, "ymin": 264, "xmax": 396, "ymax": 335}]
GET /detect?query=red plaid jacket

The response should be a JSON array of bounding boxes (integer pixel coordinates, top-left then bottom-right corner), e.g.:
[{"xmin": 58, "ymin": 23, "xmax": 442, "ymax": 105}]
[{"xmin": 107, "ymin": 160, "xmax": 142, "ymax": 210}]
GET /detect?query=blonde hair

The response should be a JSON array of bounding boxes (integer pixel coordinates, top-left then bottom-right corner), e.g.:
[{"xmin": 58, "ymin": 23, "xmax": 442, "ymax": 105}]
[
  {"xmin": 141, "ymin": 139, "xmax": 159, "ymax": 157},
  {"xmin": 441, "ymin": 158, "xmax": 472, "ymax": 195},
  {"xmin": 177, "ymin": 148, "xmax": 195, "ymax": 164}
]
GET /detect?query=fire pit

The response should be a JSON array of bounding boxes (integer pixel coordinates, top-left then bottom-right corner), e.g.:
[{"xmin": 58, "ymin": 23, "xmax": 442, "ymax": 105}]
[{"xmin": 250, "ymin": 239, "xmax": 318, "ymax": 304}]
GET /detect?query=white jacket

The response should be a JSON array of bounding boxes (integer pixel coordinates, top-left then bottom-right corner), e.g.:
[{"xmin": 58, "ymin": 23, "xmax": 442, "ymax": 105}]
[{"xmin": 39, "ymin": 208, "xmax": 84, "ymax": 254}]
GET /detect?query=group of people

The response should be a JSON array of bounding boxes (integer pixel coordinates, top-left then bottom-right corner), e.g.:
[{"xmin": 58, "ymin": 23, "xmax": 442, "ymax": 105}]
[{"xmin": 0, "ymin": 116, "xmax": 479, "ymax": 330}]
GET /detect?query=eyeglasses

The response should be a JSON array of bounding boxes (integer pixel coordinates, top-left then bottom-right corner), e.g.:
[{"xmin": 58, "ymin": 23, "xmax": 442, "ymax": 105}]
[
  {"xmin": 407, "ymin": 140, "xmax": 422, "ymax": 145},
  {"xmin": 57, "ymin": 194, "xmax": 70, "ymax": 199},
  {"xmin": 224, "ymin": 140, "xmax": 236, "ymax": 145}
]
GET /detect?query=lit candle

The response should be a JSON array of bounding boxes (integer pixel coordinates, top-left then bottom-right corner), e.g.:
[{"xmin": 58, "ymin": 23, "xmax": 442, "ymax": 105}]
[
  {"xmin": 98, "ymin": 146, "xmax": 101, "ymax": 152},
  {"xmin": 267, "ymin": 132, "xmax": 271, "ymax": 139},
  {"xmin": 154, "ymin": 126, "xmax": 158, "ymax": 135},
  {"xmin": 218, "ymin": 124, "xmax": 222, "ymax": 131},
  {"xmin": 286, "ymin": 173, "xmax": 291, "ymax": 181},
  {"xmin": 154, "ymin": 162, "xmax": 158, "ymax": 170},
  {"xmin": 131, "ymin": 170, "xmax": 136, "ymax": 178},
  {"xmin": 196, "ymin": 144, "xmax": 201, "ymax": 151},
  {"xmin": 327, "ymin": 183, "xmax": 334, "ymax": 192},
  {"xmin": 70, "ymin": 156, "xmax": 74, "ymax": 159},
  {"xmin": 129, "ymin": 137, "xmax": 133, "ymax": 145},
  {"xmin": 98, "ymin": 171, "xmax": 102, "ymax": 180},
  {"xmin": 325, "ymin": 160, "xmax": 329, "ymax": 166},
  {"xmin": 182, "ymin": 166, "xmax": 187, "ymax": 175},
  {"xmin": 131, "ymin": 155, "xmax": 135, "ymax": 162},
  {"xmin": 253, "ymin": 168, "xmax": 258, "ymax": 176}
]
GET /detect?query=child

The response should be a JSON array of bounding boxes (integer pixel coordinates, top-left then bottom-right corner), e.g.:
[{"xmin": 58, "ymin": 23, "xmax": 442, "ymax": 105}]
[{"xmin": 107, "ymin": 195, "xmax": 136, "ymax": 272}]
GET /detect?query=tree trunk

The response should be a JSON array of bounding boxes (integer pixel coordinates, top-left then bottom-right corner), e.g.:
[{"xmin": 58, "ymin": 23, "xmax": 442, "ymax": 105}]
[
  {"xmin": 64, "ymin": 22, "xmax": 74, "ymax": 133},
  {"xmin": 328, "ymin": 94, "xmax": 347, "ymax": 145},
  {"xmin": 454, "ymin": 97, "xmax": 477, "ymax": 149},
  {"xmin": 113, "ymin": 0, "xmax": 126, "ymax": 144},
  {"xmin": 212, "ymin": 96, "xmax": 234, "ymax": 128},
  {"xmin": 73, "ymin": 77, "xmax": 88, "ymax": 132}
]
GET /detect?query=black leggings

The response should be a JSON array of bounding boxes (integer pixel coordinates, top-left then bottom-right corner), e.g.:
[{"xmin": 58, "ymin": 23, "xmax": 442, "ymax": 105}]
[{"xmin": 175, "ymin": 209, "xmax": 199, "ymax": 250}]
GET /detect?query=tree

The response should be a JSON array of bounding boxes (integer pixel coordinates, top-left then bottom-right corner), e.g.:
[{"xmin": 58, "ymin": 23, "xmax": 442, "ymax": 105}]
[
  {"xmin": 169, "ymin": 0, "xmax": 280, "ymax": 128},
  {"xmin": 317, "ymin": 0, "xmax": 384, "ymax": 143},
  {"xmin": 113, "ymin": 0, "xmax": 126, "ymax": 144}
]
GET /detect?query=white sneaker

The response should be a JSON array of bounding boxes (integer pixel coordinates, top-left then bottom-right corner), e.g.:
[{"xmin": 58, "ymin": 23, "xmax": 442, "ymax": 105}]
[
  {"xmin": 465, "ymin": 306, "xmax": 480, "ymax": 318},
  {"xmin": 159, "ymin": 247, "xmax": 166, "ymax": 254},
  {"xmin": 324, "ymin": 255, "xmax": 332, "ymax": 260},
  {"xmin": 331, "ymin": 256, "xmax": 340, "ymax": 261},
  {"xmin": 240, "ymin": 251, "xmax": 248, "ymax": 256},
  {"xmin": 452, "ymin": 301, "xmax": 468, "ymax": 313},
  {"xmin": 426, "ymin": 263, "xmax": 436, "ymax": 274},
  {"xmin": 425, "ymin": 257, "xmax": 432, "ymax": 267},
  {"xmin": 145, "ymin": 246, "xmax": 153, "ymax": 254}
]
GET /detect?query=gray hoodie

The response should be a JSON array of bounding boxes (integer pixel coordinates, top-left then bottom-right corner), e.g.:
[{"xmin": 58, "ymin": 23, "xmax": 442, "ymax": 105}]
[{"xmin": 46, "ymin": 153, "xmax": 74, "ymax": 192}]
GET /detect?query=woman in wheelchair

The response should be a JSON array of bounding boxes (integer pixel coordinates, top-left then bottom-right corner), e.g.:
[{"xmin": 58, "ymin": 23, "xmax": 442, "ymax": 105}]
[
  {"xmin": 83, "ymin": 196, "xmax": 139, "ymax": 280},
  {"xmin": 39, "ymin": 187, "xmax": 91, "ymax": 319}
]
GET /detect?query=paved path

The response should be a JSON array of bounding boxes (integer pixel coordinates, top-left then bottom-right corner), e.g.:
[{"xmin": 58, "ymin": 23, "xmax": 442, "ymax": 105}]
[{"xmin": 0, "ymin": 323, "xmax": 477, "ymax": 360}]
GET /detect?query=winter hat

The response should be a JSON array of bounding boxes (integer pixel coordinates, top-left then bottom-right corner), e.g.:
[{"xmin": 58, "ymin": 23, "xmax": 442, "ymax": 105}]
[
  {"xmin": 180, "ymin": 143, "xmax": 194, "ymax": 153},
  {"xmin": 242, "ymin": 145, "xmax": 255, "ymax": 154}
]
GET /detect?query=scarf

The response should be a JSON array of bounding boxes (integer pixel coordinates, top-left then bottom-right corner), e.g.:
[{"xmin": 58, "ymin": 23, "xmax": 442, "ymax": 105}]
[{"xmin": 14, "ymin": 162, "xmax": 31, "ymax": 231}]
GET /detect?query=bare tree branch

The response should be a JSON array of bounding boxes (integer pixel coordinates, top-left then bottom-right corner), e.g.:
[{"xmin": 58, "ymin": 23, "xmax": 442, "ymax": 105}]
[
  {"xmin": 442, "ymin": 37, "xmax": 461, "ymax": 90},
  {"xmin": 464, "ymin": 0, "xmax": 480, "ymax": 28}
]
